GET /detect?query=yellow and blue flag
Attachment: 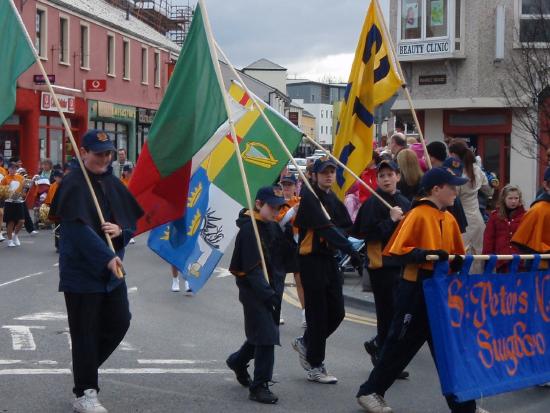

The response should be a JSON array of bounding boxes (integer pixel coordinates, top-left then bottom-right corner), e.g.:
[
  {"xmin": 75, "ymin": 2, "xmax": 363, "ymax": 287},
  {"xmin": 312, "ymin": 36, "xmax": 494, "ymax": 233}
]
[{"xmin": 333, "ymin": 0, "xmax": 403, "ymax": 198}]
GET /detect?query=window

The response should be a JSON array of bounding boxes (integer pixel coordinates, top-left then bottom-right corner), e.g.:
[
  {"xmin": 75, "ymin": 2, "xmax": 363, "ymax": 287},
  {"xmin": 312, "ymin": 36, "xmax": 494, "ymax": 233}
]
[
  {"xmin": 519, "ymin": 0, "xmax": 550, "ymax": 43},
  {"xmin": 36, "ymin": 8, "xmax": 47, "ymax": 59},
  {"xmin": 59, "ymin": 16, "xmax": 69, "ymax": 64},
  {"xmin": 122, "ymin": 39, "xmax": 130, "ymax": 79},
  {"xmin": 320, "ymin": 111, "xmax": 323, "ymax": 118},
  {"xmin": 426, "ymin": 0, "xmax": 447, "ymax": 38},
  {"xmin": 154, "ymin": 51, "xmax": 160, "ymax": 87},
  {"xmin": 141, "ymin": 47, "xmax": 148, "ymax": 84},
  {"xmin": 107, "ymin": 34, "xmax": 115, "ymax": 76},
  {"xmin": 80, "ymin": 24, "xmax": 89, "ymax": 68},
  {"xmin": 401, "ymin": 0, "xmax": 423, "ymax": 40}
]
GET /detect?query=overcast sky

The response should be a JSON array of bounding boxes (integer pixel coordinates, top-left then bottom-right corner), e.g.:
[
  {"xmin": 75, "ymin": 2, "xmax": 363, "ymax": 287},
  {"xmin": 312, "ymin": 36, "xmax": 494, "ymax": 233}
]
[{"xmin": 202, "ymin": 0, "xmax": 390, "ymax": 82}]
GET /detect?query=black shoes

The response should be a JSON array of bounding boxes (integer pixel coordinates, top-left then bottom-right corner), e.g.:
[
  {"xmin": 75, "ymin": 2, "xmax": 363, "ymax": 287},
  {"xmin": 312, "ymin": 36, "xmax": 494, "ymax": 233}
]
[
  {"xmin": 364, "ymin": 338, "xmax": 409, "ymax": 380},
  {"xmin": 249, "ymin": 382, "xmax": 278, "ymax": 404},
  {"xmin": 226, "ymin": 358, "xmax": 252, "ymax": 387}
]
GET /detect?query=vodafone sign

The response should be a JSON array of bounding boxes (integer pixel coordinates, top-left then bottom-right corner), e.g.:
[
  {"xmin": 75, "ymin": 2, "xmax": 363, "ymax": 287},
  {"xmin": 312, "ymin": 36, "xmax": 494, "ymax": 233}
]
[
  {"xmin": 41, "ymin": 92, "xmax": 75, "ymax": 113},
  {"xmin": 85, "ymin": 79, "xmax": 107, "ymax": 92}
]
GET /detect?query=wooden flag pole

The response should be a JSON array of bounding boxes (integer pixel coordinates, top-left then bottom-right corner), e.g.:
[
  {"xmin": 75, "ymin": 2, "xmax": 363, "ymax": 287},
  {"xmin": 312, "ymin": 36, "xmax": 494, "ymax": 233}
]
[
  {"xmin": 373, "ymin": 0, "xmax": 432, "ymax": 170},
  {"xmin": 9, "ymin": 0, "xmax": 123, "ymax": 277},
  {"xmin": 213, "ymin": 42, "xmax": 333, "ymax": 220},
  {"xmin": 427, "ymin": 254, "xmax": 550, "ymax": 262},
  {"xmin": 304, "ymin": 135, "xmax": 393, "ymax": 210},
  {"xmin": 199, "ymin": 0, "xmax": 270, "ymax": 282}
]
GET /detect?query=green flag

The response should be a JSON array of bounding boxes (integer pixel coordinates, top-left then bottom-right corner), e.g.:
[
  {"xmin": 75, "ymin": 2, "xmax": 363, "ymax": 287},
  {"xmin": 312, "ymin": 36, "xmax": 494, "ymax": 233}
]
[{"xmin": 0, "ymin": 1, "xmax": 35, "ymax": 125}]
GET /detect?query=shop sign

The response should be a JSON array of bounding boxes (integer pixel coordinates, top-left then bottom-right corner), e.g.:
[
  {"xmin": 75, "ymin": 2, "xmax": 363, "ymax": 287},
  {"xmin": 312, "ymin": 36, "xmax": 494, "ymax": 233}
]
[
  {"xmin": 33, "ymin": 74, "xmax": 55, "ymax": 85},
  {"xmin": 419, "ymin": 74, "xmax": 447, "ymax": 85},
  {"xmin": 288, "ymin": 112, "xmax": 299, "ymax": 125},
  {"xmin": 41, "ymin": 92, "xmax": 75, "ymax": 113},
  {"xmin": 398, "ymin": 39, "xmax": 451, "ymax": 57},
  {"xmin": 86, "ymin": 79, "xmax": 107, "ymax": 92},
  {"xmin": 96, "ymin": 101, "xmax": 135, "ymax": 120},
  {"xmin": 137, "ymin": 108, "xmax": 157, "ymax": 124}
]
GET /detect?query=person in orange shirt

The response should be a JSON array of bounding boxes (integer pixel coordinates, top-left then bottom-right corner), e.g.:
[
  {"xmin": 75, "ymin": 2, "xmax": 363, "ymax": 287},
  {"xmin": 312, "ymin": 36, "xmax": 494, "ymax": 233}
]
[
  {"xmin": 0, "ymin": 155, "xmax": 7, "ymax": 241},
  {"xmin": 120, "ymin": 165, "xmax": 133, "ymax": 187},
  {"xmin": 1, "ymin": 163, "xmax": 25, "ymax": 247}
]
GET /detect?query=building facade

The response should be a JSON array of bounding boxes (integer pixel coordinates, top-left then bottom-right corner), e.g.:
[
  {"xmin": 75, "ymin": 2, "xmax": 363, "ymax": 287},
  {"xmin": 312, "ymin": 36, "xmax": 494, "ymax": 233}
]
[
  {"xmin": 389, "ymin": 0, "xmax": 549, "ymax": 203},
  {"xmin": 1, "ymin": 0, "xmax": 180, "ymax": 173}
]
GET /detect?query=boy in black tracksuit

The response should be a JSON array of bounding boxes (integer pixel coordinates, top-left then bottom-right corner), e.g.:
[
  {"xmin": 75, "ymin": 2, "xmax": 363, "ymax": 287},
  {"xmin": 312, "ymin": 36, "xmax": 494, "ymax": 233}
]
[
  {"xmin": 226, "ymin": 186, "xmax": 291, "ymax": 404},
  {"xmin": 352, "ymin": 161, "xmax": 410, "ymax": 372}
]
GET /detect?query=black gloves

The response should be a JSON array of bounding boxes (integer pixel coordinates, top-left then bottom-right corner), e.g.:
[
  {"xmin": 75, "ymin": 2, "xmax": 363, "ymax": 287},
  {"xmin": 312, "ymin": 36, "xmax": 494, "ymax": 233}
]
[
  {"xmin": 450, "ymin": 254, "xmax": 464, "ymax": 273},
  {"xmin": 349, "ymin": 250, "xmax": 364, "ymax": 269},
  {"xmin": 424, "ymin": 249, "xmax": 449, "ymax": 261},
  {"xmin": 422, "ymin": 249, "xmax": 464, "ymax": 272}
]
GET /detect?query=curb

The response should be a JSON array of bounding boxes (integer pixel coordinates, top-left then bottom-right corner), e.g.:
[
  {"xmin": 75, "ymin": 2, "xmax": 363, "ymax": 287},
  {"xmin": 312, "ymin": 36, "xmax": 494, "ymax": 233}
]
[{"xmin": 343, "ymin": 291, "xmax": 376, "ymax": 312}]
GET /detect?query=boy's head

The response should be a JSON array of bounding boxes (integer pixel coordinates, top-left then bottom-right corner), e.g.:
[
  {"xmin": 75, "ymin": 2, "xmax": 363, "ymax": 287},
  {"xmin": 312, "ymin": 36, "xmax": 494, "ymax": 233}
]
[
  {"xmin": 122, "ymin": 164, "xmax": 133, "ymax": 178},
  {"xmin": 376, "ymin": 160, "xmax": 400, "ymax": 194},
  {"xmin": 52, "ymin": 170, "xmax": 63, "ymax": 183},
  {"xmin": 420, "ymin": 167, "xmax": 468, "ymax": 208},
  {"xmin": 255, "ymin": 186, "xmax": 286, "ymax": 221},
  {"xmin": 426, "ymin": 141, "xmax": 448, "ymax": 167},
  {"xmin": 279, "ymin": 174, "xmax": 297, "ymax": 199},
  {"xmin": 313, "ymin": 158, "xmax": 337, "ymax": 191}
]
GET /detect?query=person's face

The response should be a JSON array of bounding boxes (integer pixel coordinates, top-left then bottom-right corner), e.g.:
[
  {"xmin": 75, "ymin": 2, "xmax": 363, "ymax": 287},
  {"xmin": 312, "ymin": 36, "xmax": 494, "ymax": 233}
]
[
  {"xmin": 42, "ymin": 162, "xmax": 51, "ymax": 171},
  {"xmin": 389, "ymin": 139, "xmax": 399, "ymax": 155},
  {"xmin": 273, "ymin": 184, "xmax": 283, "ymax": 197},
  {"xmin": 316, "ymin": 166, "xmax": 336, "ymax": 190},
  {"xmin": 256, "ymin": 200, "xmax": 280, "ymax": 222},
  {"xmin": 8, "ymin": 166, "xmax": 16, "ymax": 175},
  {"xmin": 118, "ymin": 150, "xmax": 127, "ymax": 163},
  {"xmin": 377, "ymin": 169, "xmax": 399, "ymax": 194},
  {"xmin": 80, "ymin": 148, "xmax": 112, "ymax": 174},
  {"xmin": 543, "ymin": 180, "xmax": 550, "ymax": 194},
  {"xmin": 504, "ymin": 191, "xmax": 521, "ymax": 210},
  {"xmin": 432, "ymin": 184, "xmax": 458, "ymax": 208},
  {"xmin": 281, "ymin": 181, "xmax": 296, "ymax": 199}
]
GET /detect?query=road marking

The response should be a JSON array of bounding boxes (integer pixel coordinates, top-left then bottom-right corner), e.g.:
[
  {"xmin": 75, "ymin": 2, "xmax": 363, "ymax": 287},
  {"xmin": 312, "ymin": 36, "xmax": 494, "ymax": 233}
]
[
  {"xmin": 128, "ymin": 286, "xmax": 138, "ymax": 293},
  {"xmin": 0, "ymin": 360, "xmax": 22, "ymax": 365},
  {"xmin": 0, "ymin": 272, "xmax": 44, "ymax": 288},
  {"xmin": 15, "ymin": 312, "xmax": 67, "ymax": 321},
  {"xmin": 215, "ymin": 267, "xmax": 232, "ymax": 278},
  {"xmin": 53, "ymin": 263, "xmax": 59, "ymax": 267},
  {"xmin": 0, "ymin": 368, "xmax": 228, "ymax": 375},
  {"xmin": 120, "ymin": 341, "xmax": 136, "ymax": 351},
  {"xmin": 2, "ymin": 326, "xmax": 45, "ymax": 350},
  {"xmin": 137, "ymin": 359, "xmax": 217, "ymax": 365},
  {"xmin": 38, "ymin": 360, "xmax": 58, "ymax": 365}
]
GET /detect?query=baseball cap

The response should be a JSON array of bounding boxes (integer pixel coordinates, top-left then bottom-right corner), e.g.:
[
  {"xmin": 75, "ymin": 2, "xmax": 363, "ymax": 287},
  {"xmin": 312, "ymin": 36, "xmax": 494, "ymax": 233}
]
[
  {"xmin": 421, "ymin": 167, "xmax": 468, "ymax": 190},
  {"xmin": 280, "ymin": 174, "xmax": 297, "ymax": 184},
  {"xmin": 82, "ymin": 130, "xmax": 115, "ymax": 153},
  {"xmin": 123, "ymin": 164, "xmax": 133, "ymax": 172},
  {"xmin": 377, "ymin": 160, "xmax": 399, "ymax": 173},
  {"xmin": 442, "ymin": 156, "xmax": 464, "ymax": 177},
  {"xmin": 313, "ymin": 157, "xmax": 337, "ymax": 173},
  {"xmin": 255, "ymin": 186, "xmax": 286, "ymax": 208},
  {"xmin": 52, "ymin": 170, "xmax": 63, "ymax": 179},
  {"xmin": 544, "ymin": 167, "xmax": 550, "ymax": 182}
]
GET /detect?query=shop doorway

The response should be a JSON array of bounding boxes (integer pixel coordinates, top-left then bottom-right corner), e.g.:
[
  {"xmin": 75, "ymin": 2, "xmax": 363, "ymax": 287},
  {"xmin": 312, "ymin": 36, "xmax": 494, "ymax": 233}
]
[{"xmin": 0, "ymin": 130, "xmax": 19, "ymax": 163}]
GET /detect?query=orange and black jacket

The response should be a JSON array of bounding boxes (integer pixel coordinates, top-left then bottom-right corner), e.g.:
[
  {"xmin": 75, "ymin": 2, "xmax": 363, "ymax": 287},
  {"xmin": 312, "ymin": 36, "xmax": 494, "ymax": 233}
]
[
  {"xmin": 352, "ymin": 188, "xmax": 410, "ymax": 269},
  {"xmin": 294, "ymin": 184, "xmax": 354, "ymax": 257},
  {"xmin": 383, "ymin": 199, "xmax": 465, "ymax": 282}
]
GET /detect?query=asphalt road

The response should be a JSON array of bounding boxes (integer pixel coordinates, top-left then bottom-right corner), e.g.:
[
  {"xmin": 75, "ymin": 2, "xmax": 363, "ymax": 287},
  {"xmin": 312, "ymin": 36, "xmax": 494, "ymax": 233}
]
[{"xmin": 0, "ymin": 231, "xmax": 548, "ymax": 412}]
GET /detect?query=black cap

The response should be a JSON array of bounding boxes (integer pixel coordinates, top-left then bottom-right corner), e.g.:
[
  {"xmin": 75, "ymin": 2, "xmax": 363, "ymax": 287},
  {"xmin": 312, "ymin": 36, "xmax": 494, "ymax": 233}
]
[
  {"xmin": 123, "ymin": 165, "xmax": 133, "ymax": 172},
  {"xmin": 426, "ymin": 141, "xmax": 448, "ymax": 162},
  {"xmin": 82, "ymin": 129, "xmax": 115, "ymax": 152},
  {"xmin": 544, "ymin": 167, "xmax": 550, "ymax": 182},
  {"xmin": 8, "ymin": 162, "xmax": 17, "ymax": 169},
  {"xmin": 280, "ymin": 174, "xmax": 297, "ymax": 184},
  {"xmin": 313, "ymin": 157, "xmax": 337, "ymax": 173},
  {"xmin": 377, "ymin": 160, "xmax": 399, "ymax": 173},
  {"xmin": 420, "ymin": 167, "xmax": 468, "ymax": 190},
  {"xmin": 442, "ymin": 157, "xmax": 464, "ymax": 177},
  {"xmin": 52, "ymin": 170, "xmax": 63, "ymax": 179},
  {"xmin": 255, "ymin": 186, "xmax": 286, "ymax": 207}
]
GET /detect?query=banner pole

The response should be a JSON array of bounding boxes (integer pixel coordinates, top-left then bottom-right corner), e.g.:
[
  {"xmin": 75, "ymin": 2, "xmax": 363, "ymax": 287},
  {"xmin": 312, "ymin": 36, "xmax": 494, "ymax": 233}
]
[
  {"xmin": 199, "ymin": 0, "xmax": 270, "ymax": 282},
  {"xmin": 373, "ymin": 0, "xmax": 432, "ymax": 169},
  {"xmin": 9, "ymin": 0, "xmax": 123, "ymax": 277}
]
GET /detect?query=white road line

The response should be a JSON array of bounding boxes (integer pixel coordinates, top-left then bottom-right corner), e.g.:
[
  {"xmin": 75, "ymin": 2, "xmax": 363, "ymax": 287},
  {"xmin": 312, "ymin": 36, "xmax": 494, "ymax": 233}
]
[
  {"xmin": 137, "ymin": 359, "xmax": 217, "ymax": 365},
  {"xmin": 128, "ymin": 286, "xmax": 138, "ymax": 293},
  {"xmin": 0, "ymin": 368, "xmax": 228, "ymax": 375},
  {"xmin": 0, "ymin": 360, "xmax": 22, "ymax": 365},
  {"xmin": 119, "ymin": 341, "xmax": 136, "ymax": 351},
  {"xmin": 53, "ymin": 263, "xmax": 59, "ymax": 267},
  {"xmin": 37, "ymin": 360, "xmax": 58, "ymax": 365},
  {"xmin": 15, "ymin": 312, "xmax": 67, "ymax": 321},
  {"xmin": 2, "ymin": 326, "xmax": 45, "ymax": 351},
  {"xmin": 0, "ymin": 272, "xmax": 44, "ymax": 288},
  {"xmin": 215, "ymin": 267, "xmax": 232, "ymax": 278}
]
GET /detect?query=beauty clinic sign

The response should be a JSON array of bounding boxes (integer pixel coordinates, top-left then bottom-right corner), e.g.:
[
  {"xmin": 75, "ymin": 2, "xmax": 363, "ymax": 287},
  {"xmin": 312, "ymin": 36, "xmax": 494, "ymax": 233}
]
[{"xmin": 41, "ymin": 92, "xmax": 75, "ymax": 113}]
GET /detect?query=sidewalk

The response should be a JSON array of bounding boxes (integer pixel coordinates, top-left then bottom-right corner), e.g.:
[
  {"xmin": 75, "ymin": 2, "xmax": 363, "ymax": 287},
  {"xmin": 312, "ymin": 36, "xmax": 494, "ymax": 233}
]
[{"xmin": 342, "ymin": 270, "xmax": 375, "ymax": 311}]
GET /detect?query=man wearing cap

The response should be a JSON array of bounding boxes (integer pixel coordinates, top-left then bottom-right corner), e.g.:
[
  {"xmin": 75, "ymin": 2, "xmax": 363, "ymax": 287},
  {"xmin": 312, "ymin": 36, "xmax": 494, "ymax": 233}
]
[
  {"xmin": 227, "ymin": 186, "xmax": 293, "ymax": 404},
  {"xmin": 352, "ymin": 160, "xmax": 410, "ymax": 377},
  {"xmin": 49, "ymin": 130, "xmax": 143, "ymax": 413},
  {"xmin": 292, "ymin": 157, "xmax": 362, "ymax": 384},
  {"xmin": 356, "ymin": 167, "xmax": 489, "ymax": 413}
]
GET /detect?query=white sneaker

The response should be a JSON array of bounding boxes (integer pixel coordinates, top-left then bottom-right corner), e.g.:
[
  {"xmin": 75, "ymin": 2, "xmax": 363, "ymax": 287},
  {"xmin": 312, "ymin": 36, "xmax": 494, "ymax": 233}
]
[
  {"xmin": 0, "ymin": 233, "xmax": 5, "ymax": 242},
  {"xmin": 129, "ymin": 238, "xmax": 136, "ymax": 244},
  {"xmin": 183, "ymin": 280, "xmax": 194, "ymax": 296},
  {"xmin": 73, "ymin": 389, "xmax": 108, "ymax": 413},
  {"xmin": 291, "ymin": 336, "xmax": 311, "ymax": 370},
  {"xmin": 279, "ymin": 315, "xmax": 285, "ymax": 325},
  {"xmin": 30, "ymin": 230, "xmax": 39, "ymax": 236},
  {"xmin": 306, "ymin": 364, "xmax": 338, "ymax": 384},
  {"xmin": 301, "ymin": 309, "xmax": 307, "ymax": 328},
  {"xmin": 7, "ymin": 240, "xmax": 16, "ymax": 247},
  {"xmin": 171, "ymin": 278, "xmax": 180, "ymax": 292},
  {"xmin": 357, "ymin": 393, "xmax": 392, "ymax": 412},
  {"xmin": 13, "ymin": 235, "xmax": 20, "ymax": 246}
]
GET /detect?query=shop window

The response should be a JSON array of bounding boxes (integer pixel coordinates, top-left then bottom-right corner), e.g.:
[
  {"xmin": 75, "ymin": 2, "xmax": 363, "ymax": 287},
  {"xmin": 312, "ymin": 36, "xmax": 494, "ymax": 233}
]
[
  {"xmin": 107, "ymin": 34, "xmax": 115, "ymax": 76},
  {"xmin": 154, "ymin": 51, "xmax": 161, "ymax": 88},
  {"xmin": 123, "ymin": 39, "xmax": 131, "ymax": 80},
  {"xmin": 36, "ymin": 8, "xmax": 47, "ymax": 59},
  {"xmin": 141, "ymin": 47, "xmax": 149, "ymax": 84},
  {"xmin": 519, "ymin": 0, "xmax": 550, "ymax": 43},
  {"xmin": 59, "ymin": 16, "xmax": 69, "ymax": 65},
  {"xmin": 80, "ymin": 24, "xmax": 90, "ymax": 69}
]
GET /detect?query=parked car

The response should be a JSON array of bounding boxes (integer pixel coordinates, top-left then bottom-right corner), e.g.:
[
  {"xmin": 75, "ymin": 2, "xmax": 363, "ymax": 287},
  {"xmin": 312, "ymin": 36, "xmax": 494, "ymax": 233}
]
[{"xmin": 287, "ymin": 157, "xmax": 307, "ymax": 173}]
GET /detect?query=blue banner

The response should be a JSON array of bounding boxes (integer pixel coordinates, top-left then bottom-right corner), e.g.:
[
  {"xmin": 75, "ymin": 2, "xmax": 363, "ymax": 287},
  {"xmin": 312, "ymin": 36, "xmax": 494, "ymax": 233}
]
[{"xmin": 423, "ymin": 255, "xmax": 550, "ymax": 402}]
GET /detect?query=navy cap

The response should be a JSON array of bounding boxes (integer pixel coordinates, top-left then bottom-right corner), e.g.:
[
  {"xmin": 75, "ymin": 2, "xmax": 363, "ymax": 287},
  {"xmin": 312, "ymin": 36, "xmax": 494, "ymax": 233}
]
[
  {"xmin": 123, "ymin": 164, "xmax": 133, "ymax": 172},
  {"xmin": 52, "ymin": 170, "xmax": 63, "ymax": 179},
  {"xmin": 313, "ymin": 157, "xmax": 337, "ymax": 173},
  {"xmin": 421, "ymin": 167, "xmax": 468, "ymax": 190},
  {"xmin": 442, "ymin": 156, "xmax": 464, "ymax": 177},
  {"xmin": 377, "ymin": 160, "xmax": 399, "ymax": 173},
  {"xmin": 280, "ymin": 174, "xmax": 297, "ymax": 184},
  {"xmin": 82, "ymin": 129, "xmax": 115, "ymax": 153},
  {"xmin": 256, "ymin": 186, "xmax": 286, "ymax": 207},
  {"xmin": 544, "ymin": 167, "xmax": 550, "ymax": 182}
]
